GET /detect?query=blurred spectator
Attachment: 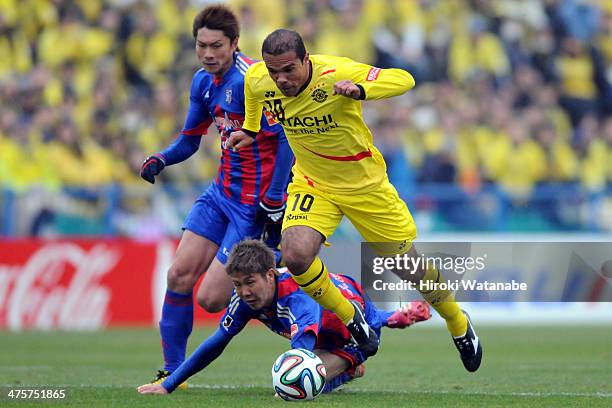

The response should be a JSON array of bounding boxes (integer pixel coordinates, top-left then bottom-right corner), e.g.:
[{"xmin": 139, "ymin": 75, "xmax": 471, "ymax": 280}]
[{"xmin": 0, "ymin": 0, "xmax": 610, "ymax": 235}]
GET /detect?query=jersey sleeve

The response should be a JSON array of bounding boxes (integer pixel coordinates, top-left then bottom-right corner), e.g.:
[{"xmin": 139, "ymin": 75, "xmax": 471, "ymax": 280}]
[
  {"xmin": 181, "ymin": 71, "xmax": 214, "ymax": 137},
  {"xmin": 158, "ymin": 72, "xmax": 212, "ymax": 165},
  {"xmin": 161, "ymin": 328, "xmax": 232, "ymax": 393},
  {"xmin": 263, "ymin": 134, "xmax": 293, "ymax": 205},
  {"xmin": 241, "ymin": 67, "xmax": 265, "ymax": 134},
  {"xmin": 219, "ymin": 292, "xmax": 253, "ymax": 336},
  {"xmin": 286, "ymin": 292, "xmax": 322, "ymax": 351},
  {"xmin": 336, "ymin": 57, "xmax": 415, "ymax": 100}
]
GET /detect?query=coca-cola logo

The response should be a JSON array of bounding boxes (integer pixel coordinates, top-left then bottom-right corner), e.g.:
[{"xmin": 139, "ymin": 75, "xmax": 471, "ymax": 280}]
[{"xmin": 0, "ymin": 243, "xmax": 119, "ymax": 330}]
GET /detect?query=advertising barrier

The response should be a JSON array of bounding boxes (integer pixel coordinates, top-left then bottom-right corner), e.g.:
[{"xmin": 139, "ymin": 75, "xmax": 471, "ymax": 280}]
[{"xmin": 0, "ymin": 239, "xmax": 222, "ymax": 330}]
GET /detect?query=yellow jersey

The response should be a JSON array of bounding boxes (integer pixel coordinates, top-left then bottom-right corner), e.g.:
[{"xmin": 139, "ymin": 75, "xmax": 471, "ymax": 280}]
[{"xmin": 242, "ymin": 54, "xmax": 415, "ymax": 194}]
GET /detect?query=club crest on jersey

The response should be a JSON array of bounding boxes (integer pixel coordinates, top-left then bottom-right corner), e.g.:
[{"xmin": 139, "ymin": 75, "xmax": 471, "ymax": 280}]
[
  {"xmin": 223, "ymin": 315, "xmax": 233, "ymax": 329},
  {"xmin": 225, "ymin": 89, "xmax": 232, "ymax": 103},
  {"xmin": 265, "ymin": 91, "xmax": 275, "ymax": 98},
  {"xmin": 311, "ymin": 88, "xmax": 328, "ymax": 103}
]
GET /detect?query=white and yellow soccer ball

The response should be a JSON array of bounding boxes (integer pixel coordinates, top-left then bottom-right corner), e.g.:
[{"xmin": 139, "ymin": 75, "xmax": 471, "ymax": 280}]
[{"xmin": 271, "ymin": 348, "xmax": 326, "ymax": 401}]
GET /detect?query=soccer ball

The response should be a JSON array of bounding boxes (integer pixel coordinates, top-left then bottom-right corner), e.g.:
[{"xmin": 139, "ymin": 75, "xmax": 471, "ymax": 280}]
[{"xmin": 271, "ymin": 348, "xmax": 326, "ymax": 401}]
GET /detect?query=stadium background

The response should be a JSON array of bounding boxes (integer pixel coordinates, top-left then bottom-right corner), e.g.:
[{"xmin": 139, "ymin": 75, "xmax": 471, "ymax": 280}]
[{"xmin": 0, "ymin": 0, "xmax": 611, "ymax": 406}]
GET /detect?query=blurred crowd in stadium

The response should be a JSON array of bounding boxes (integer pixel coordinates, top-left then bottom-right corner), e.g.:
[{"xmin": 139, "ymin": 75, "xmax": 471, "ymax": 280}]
[{"xmin": 0, "ymin": 0, "xmax": 611, "ymax": 235}]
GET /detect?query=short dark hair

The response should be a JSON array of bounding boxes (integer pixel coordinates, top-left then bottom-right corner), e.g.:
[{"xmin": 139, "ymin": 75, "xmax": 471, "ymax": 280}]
[
  {"xmin": 192, "ymin": 4, "xmax": 240, "ymax": 42},
  {"xmin": 226, "ymin": 240, "xmax": 275, "ymax": 277},
  {"xmin": 262, "ymin": 29, "xmax": 306, "ymax": 60}
]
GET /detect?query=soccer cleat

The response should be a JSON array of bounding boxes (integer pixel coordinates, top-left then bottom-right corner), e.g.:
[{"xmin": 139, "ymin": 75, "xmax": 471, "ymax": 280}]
[
  {"xmin": 346, "ymin": 300, "xmax": 379, "ymax": 357},
  {"xmin": 387, "ymin": 300, "xmax": 431, "ymax": 329},
  {"xmin": 452, "ymin": 311, "xmax": 482, "ymax": 372},
  {"xmin": 150, "ymin": 370, "xmax": 188, "ymax": 390}
]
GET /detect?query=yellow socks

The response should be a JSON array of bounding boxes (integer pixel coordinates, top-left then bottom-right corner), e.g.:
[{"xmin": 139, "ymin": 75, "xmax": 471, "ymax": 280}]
[
  {"xmin": 418, "ymin": 266, "xmax": 468, "ymax": 337},
  {"xmin": 290, "ymin": 257, "xmax": 355, "ymax": 324}
]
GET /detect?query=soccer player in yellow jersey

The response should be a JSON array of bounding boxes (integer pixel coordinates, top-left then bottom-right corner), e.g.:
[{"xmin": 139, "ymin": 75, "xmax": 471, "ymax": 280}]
[{"xmin": 228, "ymin": 29, "xmax": 482, "ymax": 371}]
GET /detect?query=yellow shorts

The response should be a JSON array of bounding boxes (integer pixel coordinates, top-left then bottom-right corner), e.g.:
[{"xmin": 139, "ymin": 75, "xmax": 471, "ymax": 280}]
[{"xmin": 282, "ymin": 178, "xmax": 417, "ymax": 255}]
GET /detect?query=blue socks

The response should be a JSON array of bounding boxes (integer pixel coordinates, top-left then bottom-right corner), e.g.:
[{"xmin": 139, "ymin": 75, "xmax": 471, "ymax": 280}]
[
  {"xmin": 159, "ymin": 290, "xmax": 194, "ymax": 372},
  {"xmin": 322, "ymin": 372, "xmax": 352, "ymax": 393}
]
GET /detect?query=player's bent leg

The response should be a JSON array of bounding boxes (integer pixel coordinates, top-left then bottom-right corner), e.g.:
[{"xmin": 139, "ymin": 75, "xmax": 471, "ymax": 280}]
[
  {"xmin": 282, "ymin": 227, "xmax": 379, "ymax": 356},
  {"xmin": 340, "ymin": 181, "xmax": 476, "ymax": 367},
  {"xmin": 315, "ymin": 349, "xmax": 365, "ymax": 393},
  {"xmin": 281, "ymin": 225, "xmax": 322, "ymax": 274},
  {"xmin": 314, "ymin": 349, "xmax": 350, "ymax": 381},
  {"xmin": 158, "ymin": 230, "xmax": 218, "ymax": 379},
  {"xmin": 167, "ymin": 231, "xmax": 219, "ymax": 293},
  {"xmin": 196, "ymin": 257, "xmax": 234, "ymax": 313}
]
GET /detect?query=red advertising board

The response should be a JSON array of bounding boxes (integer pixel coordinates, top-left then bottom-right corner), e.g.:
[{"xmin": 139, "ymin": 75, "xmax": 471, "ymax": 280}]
[{"xmin": 0, "ymin": 239, "xmax": 223, "ymax": 330}]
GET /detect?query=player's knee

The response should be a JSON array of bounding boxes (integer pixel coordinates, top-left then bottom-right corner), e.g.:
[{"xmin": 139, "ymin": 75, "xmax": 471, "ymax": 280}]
[
  {"xmin": 167, "ymin": 263, "xmax": 198, "ymax": 292},
  {"xmin": 196, "ymin": 291, "xmax": 226, "ymax": 313},
  {"xmin": 282, "ymin": 245, "xmax": 314, "ymax": 275},
  {"xmin": 281, "ymin": 227, "xmax": 322, "ymax": 274}
]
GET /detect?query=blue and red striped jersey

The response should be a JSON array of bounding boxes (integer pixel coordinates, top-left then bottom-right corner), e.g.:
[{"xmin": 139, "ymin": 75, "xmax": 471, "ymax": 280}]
[{"xmin": 160, "ymin": 52, "xmax": 292, "ymax": 206}]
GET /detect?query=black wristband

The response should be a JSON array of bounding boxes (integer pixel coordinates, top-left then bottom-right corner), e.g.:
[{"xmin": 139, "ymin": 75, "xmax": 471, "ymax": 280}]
[
  {"xmin": 241, "ymin": 128, "xmax": 258, "ymax": 138},
  {"xmin": 356, "ymin": 84, "xmax": 366, "ymax": 100}
]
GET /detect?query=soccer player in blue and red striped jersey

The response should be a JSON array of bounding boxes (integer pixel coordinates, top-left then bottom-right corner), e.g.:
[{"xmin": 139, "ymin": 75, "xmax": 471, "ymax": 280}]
[
  {"xmin": 137, "ymin": 240, "xmax": 431, "ymax": 395},
  {"xmin": 139, "ymin": 5, "xmax": 293, "ymax": 387}
]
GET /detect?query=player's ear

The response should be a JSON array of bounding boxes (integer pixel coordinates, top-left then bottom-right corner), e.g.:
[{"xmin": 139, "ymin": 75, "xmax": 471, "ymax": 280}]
[
  {"xmin": 230, "ymin": 37, "xmax": 239, "ymax": 52},
  {"xmin": 303, "ymin": 52, "xmax": 309, "ymax": 65},
  {"xmin": 266, "ymin": 268, "xmax": 276, "ymax": 282}
]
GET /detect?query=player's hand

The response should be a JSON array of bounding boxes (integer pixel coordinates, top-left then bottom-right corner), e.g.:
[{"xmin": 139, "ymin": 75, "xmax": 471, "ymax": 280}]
[
  {"xmin": 137, "ymin": 383, "xmax": 168, "ymax": 395},
  {"xmin": 256, "ymin": 198, "xmax": 286, "ymax": 227},
  {"xmin": 226, "ymin": 130, "xmax": 255, "ymax": 151},
  {"xmin": 333, "ymin": 80, "xmax": 362, "ymax": 99},
  {"xmin": 140, "ymin": 154, "xmax": 165, "ymax": 184}
]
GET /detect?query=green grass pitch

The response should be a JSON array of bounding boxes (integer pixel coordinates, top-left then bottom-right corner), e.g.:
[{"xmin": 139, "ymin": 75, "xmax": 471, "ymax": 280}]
[{"xmin": 0, "ymin": 325, "xmax": 610, "ymax": 407}]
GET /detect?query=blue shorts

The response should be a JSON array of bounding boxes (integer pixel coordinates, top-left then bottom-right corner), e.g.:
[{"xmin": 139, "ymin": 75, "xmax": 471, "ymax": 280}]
[{"xmin": 183, "ymin": 183, "xmax": 274, "ymax": 264}]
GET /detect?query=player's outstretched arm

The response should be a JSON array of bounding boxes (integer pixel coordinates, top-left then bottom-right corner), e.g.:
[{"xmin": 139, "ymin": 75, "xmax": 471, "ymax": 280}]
[
  {"xmin": 337, "ymin": 58, "xmax": 415, "ymax": 101},
  {"xmin": 138, "ymin": 328, "xmax": 234, "ymax": 394}
]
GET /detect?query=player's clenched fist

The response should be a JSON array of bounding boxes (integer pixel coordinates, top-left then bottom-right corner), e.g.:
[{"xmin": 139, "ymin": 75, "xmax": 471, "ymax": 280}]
[
  {"xmin": 140, "ymin": 154, "xmax": 166, "ymax": 184},
  {"xmin": 333, "ymin": 80, "xmax": 364, "ymax": 100},
  {"xmin": 226, "ymin": 130, "xmax": 255, "ymax": 151}
]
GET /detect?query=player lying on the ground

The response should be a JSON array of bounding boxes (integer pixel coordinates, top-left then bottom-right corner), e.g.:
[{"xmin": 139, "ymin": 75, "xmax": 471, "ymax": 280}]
[{"xmin": 137, "ymin": 240, "xmax": 431, "ymax": 395}]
